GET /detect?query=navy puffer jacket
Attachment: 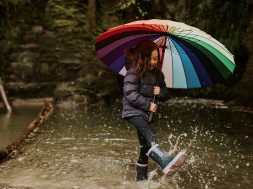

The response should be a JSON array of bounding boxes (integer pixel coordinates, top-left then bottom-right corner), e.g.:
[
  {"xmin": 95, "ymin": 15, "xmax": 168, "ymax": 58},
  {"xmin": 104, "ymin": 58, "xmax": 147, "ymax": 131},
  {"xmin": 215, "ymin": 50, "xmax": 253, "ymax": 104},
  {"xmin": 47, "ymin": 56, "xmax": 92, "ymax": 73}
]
[{"xmin": 122, "ymin": 66, "xmax": 169, "ymax": 120}]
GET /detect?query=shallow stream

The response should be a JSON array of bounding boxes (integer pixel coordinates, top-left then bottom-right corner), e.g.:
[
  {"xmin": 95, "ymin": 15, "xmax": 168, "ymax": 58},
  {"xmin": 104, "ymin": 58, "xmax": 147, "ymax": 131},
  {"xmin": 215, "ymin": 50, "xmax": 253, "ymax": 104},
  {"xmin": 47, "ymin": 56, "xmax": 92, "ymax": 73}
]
[
  {"xmin": 0, "ymin": 99, "xmax": 252, "ymax": 189},
  {"xmin": 0, "ymin": 105, "xmax": 42, "ymax": 148}
]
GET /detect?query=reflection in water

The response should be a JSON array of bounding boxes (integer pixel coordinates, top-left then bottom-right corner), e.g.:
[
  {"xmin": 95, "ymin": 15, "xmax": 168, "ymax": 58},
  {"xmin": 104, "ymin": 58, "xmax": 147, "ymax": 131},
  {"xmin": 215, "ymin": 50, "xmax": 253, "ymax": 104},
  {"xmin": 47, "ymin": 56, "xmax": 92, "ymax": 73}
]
[
  {"xmin": 0, "ymin": 106, "xmax": 42, "ymax": 148},
  {"xmin": 0, "ymin": 112, "xmax": 11, "ymax": 129},
  {"xmin": 0, "ymin": 99, "xmax": 252, "ymax": 189}
]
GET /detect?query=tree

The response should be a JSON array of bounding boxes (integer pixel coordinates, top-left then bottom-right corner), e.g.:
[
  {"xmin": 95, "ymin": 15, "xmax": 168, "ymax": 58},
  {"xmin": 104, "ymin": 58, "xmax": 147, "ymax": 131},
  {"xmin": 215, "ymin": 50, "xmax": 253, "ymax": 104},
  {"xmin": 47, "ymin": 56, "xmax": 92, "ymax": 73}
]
[{"xmin": 87, "ymin": 0, "xmax": 96, "ymax": 31}]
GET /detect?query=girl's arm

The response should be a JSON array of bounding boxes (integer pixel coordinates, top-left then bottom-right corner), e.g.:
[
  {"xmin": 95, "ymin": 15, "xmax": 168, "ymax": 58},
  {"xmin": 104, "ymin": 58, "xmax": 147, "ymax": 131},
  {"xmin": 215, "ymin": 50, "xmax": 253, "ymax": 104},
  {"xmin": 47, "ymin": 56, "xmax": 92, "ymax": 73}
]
[{"xmin": 123, "ymin": 69, "xmax": 151, "ymax": 111}]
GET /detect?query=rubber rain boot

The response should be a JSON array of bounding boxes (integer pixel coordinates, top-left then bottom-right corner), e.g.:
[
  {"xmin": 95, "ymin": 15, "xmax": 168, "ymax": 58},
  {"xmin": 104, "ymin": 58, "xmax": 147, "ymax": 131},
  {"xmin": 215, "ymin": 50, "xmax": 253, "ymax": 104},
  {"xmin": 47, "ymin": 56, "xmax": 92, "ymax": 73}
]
[
  {"xmin": 147, "ymin": 144, "xmax": 186, "ymax": 175},
  {"xmin": 136, "ymin": 162, "xmax": 148, "ymax": 181}
]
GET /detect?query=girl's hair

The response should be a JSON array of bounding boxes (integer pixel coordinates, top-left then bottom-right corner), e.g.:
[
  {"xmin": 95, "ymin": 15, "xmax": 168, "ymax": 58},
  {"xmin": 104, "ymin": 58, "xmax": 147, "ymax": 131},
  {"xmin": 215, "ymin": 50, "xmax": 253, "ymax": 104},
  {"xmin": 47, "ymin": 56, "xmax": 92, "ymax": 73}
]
[{"xmin": 125, "ymin": 40, "xmax": 161, "ymax": 77}]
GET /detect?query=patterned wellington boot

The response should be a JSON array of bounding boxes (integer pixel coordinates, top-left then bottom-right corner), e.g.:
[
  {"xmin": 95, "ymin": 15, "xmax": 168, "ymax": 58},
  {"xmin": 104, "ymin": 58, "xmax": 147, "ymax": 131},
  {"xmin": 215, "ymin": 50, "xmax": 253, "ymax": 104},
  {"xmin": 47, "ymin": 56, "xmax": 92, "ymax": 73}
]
[
  {"xmin": 136, "ymin": 162, "xmax": 148, "ymax": 181},
  {"xmin": 147, "ymin": 144, "xmax": 186, "ymax": 175}
]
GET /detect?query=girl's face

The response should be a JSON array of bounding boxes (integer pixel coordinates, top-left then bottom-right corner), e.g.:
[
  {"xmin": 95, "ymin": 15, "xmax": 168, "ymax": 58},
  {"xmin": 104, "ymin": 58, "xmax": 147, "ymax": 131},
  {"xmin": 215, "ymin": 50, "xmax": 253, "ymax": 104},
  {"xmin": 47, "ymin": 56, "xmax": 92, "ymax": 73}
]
[{"xmin": 149, "ymin": 49, "xmax": 159, "ymax": 70}]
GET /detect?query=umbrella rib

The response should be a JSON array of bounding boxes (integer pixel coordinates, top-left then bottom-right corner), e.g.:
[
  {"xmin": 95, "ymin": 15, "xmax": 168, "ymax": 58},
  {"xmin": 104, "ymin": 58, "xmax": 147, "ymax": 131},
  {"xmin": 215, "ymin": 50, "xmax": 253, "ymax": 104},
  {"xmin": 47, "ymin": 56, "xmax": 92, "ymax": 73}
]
[
  {"xmin": 169, "ymin": 37, "xmax": 188, "ymax": 88},
  {"xmin": 171, "ymin": 36, "xmax": 213, "ymax": 87},
  {"xmin": 96, "ymin": 30, "xmax": 160, "ymax": 50},
  {"xmin": 97, "ymin": 33, "xmax": 160, "ymax": 58},
  {"xmin": 170, "ymin": 28, "xmax": 233, "ymax": 58},
  {"xmin": 175, "ymin": 31, "xmax": 234, "ymax": 63},
  {"xmin": 173, "ymin": 36, "xmax": 228, "ymax": 82},
  {"xmin": 166, "ymin": 37, "xmax": 186, "ymax": 88},
  {"xmin": 168, "ymin": 29, "xmax": 235, "ymax": 73},
  {"xmin": 101, "ymin": 34, "xmax": 162, "ymax": 68},
  {"xmin": 169, "ymin": 39, "xmax": 174, "ymax": 88},
  {"xmin": 178, "ymin": 36, "xmax": 235, "ymax": 73},
  {"xmin": 160, "ymin": 37, "xmax": 167, "ymax": 66},
  {"xmin": 144, "ymin": 24, "xmax": 167, "ymax": 33}
]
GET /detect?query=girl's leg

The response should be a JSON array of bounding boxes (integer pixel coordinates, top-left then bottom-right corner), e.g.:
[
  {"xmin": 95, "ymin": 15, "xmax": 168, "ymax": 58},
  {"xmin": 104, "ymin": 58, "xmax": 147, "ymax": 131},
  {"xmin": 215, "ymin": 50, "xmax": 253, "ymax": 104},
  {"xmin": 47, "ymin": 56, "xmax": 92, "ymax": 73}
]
[
  {"xmin": 126, "ymin": 116, "xmax": 186, "ymax": 176},
  {"xmin": 135, "ymin": 130, "xmax": 150, "ymax": 181},
  {"xmin": 126, "ymin": 115, "xmax": 156, "ymax": 146},
  {"xmin": 136, "ymin": 129, "xmax": 149, "ymax": 164},
  {"xmin": 126, "ymin": 115, "xmax": 155, "ymax": 181}
]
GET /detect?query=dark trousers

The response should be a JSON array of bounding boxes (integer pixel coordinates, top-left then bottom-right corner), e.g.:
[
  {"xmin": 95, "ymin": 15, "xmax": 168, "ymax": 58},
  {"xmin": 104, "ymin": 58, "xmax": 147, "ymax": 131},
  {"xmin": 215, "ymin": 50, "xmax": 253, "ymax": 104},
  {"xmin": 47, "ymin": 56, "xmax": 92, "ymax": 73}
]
[{"xmin": 125, "ymin": 115, "xmax": 156, "ymax": 164}]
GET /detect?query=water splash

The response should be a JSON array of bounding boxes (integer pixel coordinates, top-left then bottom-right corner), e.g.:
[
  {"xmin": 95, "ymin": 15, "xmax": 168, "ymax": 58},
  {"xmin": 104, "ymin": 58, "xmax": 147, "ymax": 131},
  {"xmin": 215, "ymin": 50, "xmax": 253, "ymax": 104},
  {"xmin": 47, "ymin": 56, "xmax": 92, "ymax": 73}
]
[{"xmin": 167, "ymin": 133, "xmax": 187, "ymax": 156}]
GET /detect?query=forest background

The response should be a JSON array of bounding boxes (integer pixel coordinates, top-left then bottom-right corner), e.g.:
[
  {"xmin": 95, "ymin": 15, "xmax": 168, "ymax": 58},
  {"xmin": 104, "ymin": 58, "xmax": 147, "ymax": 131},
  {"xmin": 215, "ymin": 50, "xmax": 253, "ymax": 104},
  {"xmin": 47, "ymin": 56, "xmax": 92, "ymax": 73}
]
[{"xmin": 0, "ymin": 0, "xmax": 252, "ymax": 107}]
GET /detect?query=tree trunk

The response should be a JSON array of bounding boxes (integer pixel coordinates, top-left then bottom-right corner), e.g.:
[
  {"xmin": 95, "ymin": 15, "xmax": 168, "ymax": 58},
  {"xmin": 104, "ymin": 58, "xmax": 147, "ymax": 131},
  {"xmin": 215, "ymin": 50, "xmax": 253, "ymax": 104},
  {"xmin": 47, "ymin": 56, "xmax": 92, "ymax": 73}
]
[
  {"xmin": 151, "ymin": 0, "xmax": 160, "ymax": 15},
  {"xmin": 0, "ymin": 78, "xmax": 12, "ymax": 113},
  {"xmin": 87, "ymin": 0, "xmax": 96, "ymax": 31}
]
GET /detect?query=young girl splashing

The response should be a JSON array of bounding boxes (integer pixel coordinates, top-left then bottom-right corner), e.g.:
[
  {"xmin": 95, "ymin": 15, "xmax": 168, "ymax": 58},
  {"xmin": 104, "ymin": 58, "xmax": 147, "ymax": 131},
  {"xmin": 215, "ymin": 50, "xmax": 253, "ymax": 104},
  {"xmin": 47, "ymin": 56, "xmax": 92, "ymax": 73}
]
[{"xmin": 122, "ymin": 40, "xmax": 186, "ymax": 181}]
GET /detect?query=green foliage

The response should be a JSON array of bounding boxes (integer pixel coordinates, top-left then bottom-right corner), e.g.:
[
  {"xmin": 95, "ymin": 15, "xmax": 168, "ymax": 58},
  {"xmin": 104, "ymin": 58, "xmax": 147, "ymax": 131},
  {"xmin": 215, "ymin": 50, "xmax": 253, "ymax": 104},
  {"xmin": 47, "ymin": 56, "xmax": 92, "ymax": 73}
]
[
  {"xmin": 117, "ymin": 0, "xmax": 136, "ymax": 9},
  {"xmin": 0, "ymin": 0, "xmax": 31, "ymax": 6},
  {"xmin": 46, "ymin": 0, "xmax": 87, "ymax": 31},
  {"xmin": 0, "ymin": 0, "xmax": 251, "ymax": 101},
  {"xmin": 53, "ymin": 4, "xmax": 79, "ymax": 18},
  {"xmin": 117, "ymin": 0, "xmax": 152, "ymax": 19},
  {"xmin": 196, "ymin": 0, "xmax": 247, "ymax": 52}
]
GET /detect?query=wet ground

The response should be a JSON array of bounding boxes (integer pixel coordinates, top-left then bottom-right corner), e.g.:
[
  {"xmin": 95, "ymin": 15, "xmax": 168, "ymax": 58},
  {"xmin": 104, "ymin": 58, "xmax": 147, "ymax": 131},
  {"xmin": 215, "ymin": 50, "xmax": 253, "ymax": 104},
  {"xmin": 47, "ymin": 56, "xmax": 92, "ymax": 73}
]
[{"xmin": 0, "ymin": 98, "xmax": 252, "ymax": 189}]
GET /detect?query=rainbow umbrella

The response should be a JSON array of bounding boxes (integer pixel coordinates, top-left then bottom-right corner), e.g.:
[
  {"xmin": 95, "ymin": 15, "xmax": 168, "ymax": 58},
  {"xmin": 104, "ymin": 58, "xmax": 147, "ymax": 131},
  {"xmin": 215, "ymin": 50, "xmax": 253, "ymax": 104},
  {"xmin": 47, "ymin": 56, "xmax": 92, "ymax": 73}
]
[{"xmin": 95, "ymin": 19, "xmax": 235, "ymax": 88}]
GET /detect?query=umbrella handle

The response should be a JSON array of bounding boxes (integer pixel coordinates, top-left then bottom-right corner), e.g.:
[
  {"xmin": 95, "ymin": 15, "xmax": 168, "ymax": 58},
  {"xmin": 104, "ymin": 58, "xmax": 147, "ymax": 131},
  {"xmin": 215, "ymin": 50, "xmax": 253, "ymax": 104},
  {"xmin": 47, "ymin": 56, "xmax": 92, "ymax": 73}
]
[
  {"xmin": 148, "ymin": 95, "xmax": 156, "ymax": 122},
  {"xmin": 148, "ymin": 112, "xmax": 153, "ymax": 122}
]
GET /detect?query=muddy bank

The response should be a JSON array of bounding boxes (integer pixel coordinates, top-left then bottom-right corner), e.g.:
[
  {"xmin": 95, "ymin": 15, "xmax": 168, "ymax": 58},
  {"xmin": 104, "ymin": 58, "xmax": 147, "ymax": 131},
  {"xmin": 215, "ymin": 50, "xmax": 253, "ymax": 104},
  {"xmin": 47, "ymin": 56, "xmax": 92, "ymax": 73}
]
[{"xmin": 0, "ymin": 183, "xmax": 33, "ymax": 189}]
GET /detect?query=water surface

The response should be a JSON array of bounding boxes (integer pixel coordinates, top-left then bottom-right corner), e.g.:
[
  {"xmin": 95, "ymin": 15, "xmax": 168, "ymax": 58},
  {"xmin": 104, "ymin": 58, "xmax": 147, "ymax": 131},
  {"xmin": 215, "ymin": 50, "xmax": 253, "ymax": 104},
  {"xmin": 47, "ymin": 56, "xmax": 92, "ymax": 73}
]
[
  {"xmin": 0, "ymin": 99, "xmax": 252, "ymax": 189},
  {"xmin": 0, "ymin": 106, "xmax": 42, "ymax": 148}
]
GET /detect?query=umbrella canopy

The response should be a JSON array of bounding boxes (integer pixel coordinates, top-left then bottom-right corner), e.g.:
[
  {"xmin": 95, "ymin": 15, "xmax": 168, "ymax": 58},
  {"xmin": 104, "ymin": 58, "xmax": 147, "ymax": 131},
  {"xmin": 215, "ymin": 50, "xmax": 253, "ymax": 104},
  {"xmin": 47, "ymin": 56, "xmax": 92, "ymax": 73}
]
[{"xmin": 95, "ymin": 19, "xmax": 235, "ymax": 88}]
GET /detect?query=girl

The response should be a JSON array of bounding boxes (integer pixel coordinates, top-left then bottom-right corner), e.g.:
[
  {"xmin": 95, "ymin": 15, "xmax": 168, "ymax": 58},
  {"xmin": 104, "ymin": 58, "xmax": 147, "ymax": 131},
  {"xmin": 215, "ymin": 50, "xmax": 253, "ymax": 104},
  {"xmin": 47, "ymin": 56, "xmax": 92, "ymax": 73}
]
[{"xmin": 122, "ymin": 40, "xmax": 186, "ymax": 181}]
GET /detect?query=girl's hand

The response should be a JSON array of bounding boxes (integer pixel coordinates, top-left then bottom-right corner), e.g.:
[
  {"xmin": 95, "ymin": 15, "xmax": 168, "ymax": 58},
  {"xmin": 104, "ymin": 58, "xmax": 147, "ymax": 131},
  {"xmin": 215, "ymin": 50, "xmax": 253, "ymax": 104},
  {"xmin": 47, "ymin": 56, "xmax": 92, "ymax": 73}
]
[
  {"xmin": 149, "ymin": 102, "xmax": 157, "ymax": 112},
  {"xmin": 153, "ymin": 86, "xmax": 161, "ymax": 96}
]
